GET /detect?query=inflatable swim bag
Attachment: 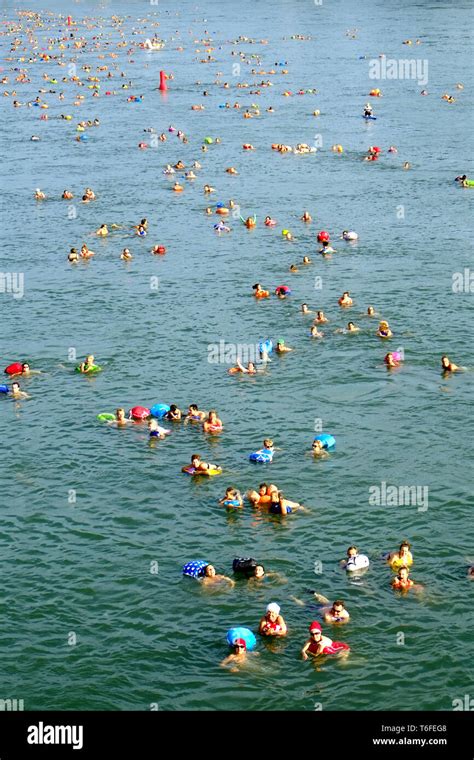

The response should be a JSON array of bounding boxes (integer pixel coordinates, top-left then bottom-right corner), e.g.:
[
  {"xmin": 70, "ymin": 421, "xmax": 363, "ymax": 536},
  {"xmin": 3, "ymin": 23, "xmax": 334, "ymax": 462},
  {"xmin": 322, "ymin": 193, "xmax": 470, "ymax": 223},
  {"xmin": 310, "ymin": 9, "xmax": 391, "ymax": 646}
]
[
  {"xmin": 345, "ymin": 554, "xmax": 370, "ymax": 572},
  {"xmin": 226, "ymin": 627, "xmax": 257, "ymax": 650},
  {"xmin": 150, "ymin": 403, "xmax": 170, "ymax": 419},
  {"xmin": 182, "ymin": 560, "xmax": 208, "ymax": 578},
  {"xmin": 314, "ymin": 433, "xmax": 336, "ymax": 450},
  {"xmin": 4, "ymin": 362, "xmax": 22, "ymax": 375},
  {"xmin": 249, "ymin": 449, "xmax": 273, "ymax": 463},
  {"xmin": 130, "ymin": 406, "xmax": 150, "ymax": 420}
]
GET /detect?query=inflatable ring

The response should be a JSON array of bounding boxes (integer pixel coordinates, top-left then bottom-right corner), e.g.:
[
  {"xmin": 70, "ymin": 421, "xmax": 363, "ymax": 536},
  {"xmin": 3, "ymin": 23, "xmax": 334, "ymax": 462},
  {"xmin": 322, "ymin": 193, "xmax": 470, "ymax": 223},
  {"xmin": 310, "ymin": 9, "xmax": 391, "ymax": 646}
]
[
  {"xmin": 150, "ymin": 403, "xmax": 170, "ymax": 419},
  {"xmin": 4, "ymin": 362, "xmax": 23, "ymax": 375},
  {"xmin": 130, "ymin": 405, "xmax": 150, "ymax": 421},
  {"xmin": 75, "ymin": 364, "xmax": 101, "ymax": 373},
  {"xmin": 223, "ymin": 499, "xmax": 241, "ymax": 507},
  {"xmin": 255, "ymin": 290, "xmax": 270, "ymax": 299},
  {"xmin": 183, "ymin": 465, "xmax": 222, "ymax": 476},
  {"xmin": 249, "ymin": 449, "xmax": 273, "ymax": 463},
  {"xmin": 226, "ymin": 627, "xmax": 257, "ymax": 651},
  {"xmin": 314, "ymin": 433, "xmax": 336, "ymax": 450},
  {"xmin": 0, "ymin": 385, "xmax": 9, "ymax": 394},
  {"xmin": 322, "ymin": 642, "xmax": 350, "ymax": 655},
  {"xmin": 258, "ymin": 339, "xmax": 273, "ymax": 355},
  {"xmin": 216, "ymin": 207, "xmax": 229, "ymax": 215},
  {"xmin": 182, "ymin": 560, "xmax": 209, "ymax": 578},
  {"xmin": 97, "ymin": 413, "xmax": 116, "ymax": 422},
  {"xmin": 345, "ymin": 554, "xmax": 369, "ymax": 572}
]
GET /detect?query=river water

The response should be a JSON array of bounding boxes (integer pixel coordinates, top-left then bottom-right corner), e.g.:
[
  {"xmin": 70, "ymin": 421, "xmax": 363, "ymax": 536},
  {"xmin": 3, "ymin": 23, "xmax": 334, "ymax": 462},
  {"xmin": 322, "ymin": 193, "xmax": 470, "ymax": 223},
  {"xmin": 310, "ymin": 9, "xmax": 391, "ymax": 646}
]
[{"xmin": 1, "ymin": 0, "xmax": 473, "ymax": 711}]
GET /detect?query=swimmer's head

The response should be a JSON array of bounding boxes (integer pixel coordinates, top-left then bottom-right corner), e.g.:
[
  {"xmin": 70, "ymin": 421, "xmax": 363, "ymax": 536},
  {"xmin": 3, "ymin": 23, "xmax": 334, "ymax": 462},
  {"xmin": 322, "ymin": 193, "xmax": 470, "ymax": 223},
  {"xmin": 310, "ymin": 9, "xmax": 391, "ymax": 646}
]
[
  {"xmin": 189, "ymin": 404, "xmax": 198, "ymax": 412},
  {"xmin": 252, "ymin": 283, "xmax": 261, "ymax": 290},
  {"xmin": 208, "ymin": 410, "xmax": 217, "ymax": 420},
  {"xmin": 116, "ymin": 408, "xmax": 125, "ymax": 419},
  {"xmin": 347, "ymin": 546, "xmax": 358, "ymax": 557},
  {"xmin": 254, "ymin": 565, "xmax": 265, "ymax": 578},
  {"xmin": 248, "ymin": 362, "xmax": 256, "ymax": 372},
  {"xmin": 441, "ymin": 355, "xmax": 450, "ymax": 369},
  {"xmin": 332, "ymin": 600, "xmax": 345, "ymax": 614},
  {"xmin": 233, "ymin": 638, "xmax": 246, "ymax": 651},
  {"xmin": 204, "ymin": 564, "xmax": 216, "ymax": 577},
  {"xmin": 263, "ymin": 438, "xmax": 273, "ymax": 449},
  {"xmin": 11, "ymin": 382, "xmax": 20, "ymax": 392},
  {"xmin": 258, "ymin": 483, "xmax": 268, "ymax": 494},
  {"xmin": 266, "ymin": 602, "xmax": 280, "ymax": 620},
  {"xmin": 398, "ymin": 566, "xmax": 409, "ymax": 580},
  {"xmin": 169, "ymin": 404, "xmax": 179, "ymax": 412},
  {"xmin": 21, "ymin": 363, "xmax": 30, "ymax": 372},
  {"xmin": 399, "ymin": 541, "xmax": 411, "ymax": 554},
  {"xmin": 367, "ymin": 306, "xmax": 375, "ymax": 315},
  {"xmin": 86, "ymin": 354, "xmax": 94, "ymax": 364},
  {"xmin": 191, "ymin": 454, "xmax": 201, "ymax": 466}
]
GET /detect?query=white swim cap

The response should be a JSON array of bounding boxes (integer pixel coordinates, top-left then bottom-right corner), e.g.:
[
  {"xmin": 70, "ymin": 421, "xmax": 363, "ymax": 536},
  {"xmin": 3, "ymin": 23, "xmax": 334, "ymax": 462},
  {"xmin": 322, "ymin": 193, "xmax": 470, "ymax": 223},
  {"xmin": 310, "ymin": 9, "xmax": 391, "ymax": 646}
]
[{"xmin": 266, "ymin": 602, "xmax": 280, "ymax": 615}]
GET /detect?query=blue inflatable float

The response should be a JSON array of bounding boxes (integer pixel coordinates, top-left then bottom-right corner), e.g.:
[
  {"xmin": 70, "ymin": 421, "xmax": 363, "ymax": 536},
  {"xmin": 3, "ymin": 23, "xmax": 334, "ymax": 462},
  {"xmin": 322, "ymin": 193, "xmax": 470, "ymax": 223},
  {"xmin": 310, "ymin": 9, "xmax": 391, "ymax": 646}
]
[
  {"xmin": 314, "ymin": 433, "xmax": 336, "ymax": 450},
  {"xmin": 249, "ymin": 448, "xmax": 273, "ymax": 463},
  {"xmin": 226, "ymin": 627, "xmax": 257, "ymax": 650},
  {"xmin": 0, "ymin": 385, "xmax": 9, "ymax": 393},
  {"xmin": 258, "ymin": 339, "xmax": 273, "ymax": 356},
  {"xmin": 223, "ymin": 499, "xmax": 241, "ymax": 507},
  {"xmin": 182, "ymin": 560, "xmax": 209, "ymax": 578},
  {"xmin": 150, "ymin": 403, "xmax": 170, "ymax": 419}
]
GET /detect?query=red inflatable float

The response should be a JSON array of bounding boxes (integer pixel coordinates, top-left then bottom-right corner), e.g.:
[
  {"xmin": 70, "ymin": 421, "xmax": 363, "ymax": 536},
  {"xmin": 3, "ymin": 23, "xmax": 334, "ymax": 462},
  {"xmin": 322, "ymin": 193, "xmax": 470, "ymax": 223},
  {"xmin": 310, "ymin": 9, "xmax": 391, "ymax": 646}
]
[
  {"xmin": 130, "ymin": 406, "xmax": 150, "ymax": 421},
  {"xmin": 317, "ymin": 230, "xmax": 330, "ymax": 243},
  {"xmin": 4, "ymin": 362, "xmax": 23, "ymax": 375},
  {"xmin": 322, "ymin": 642, "xmax": 350, "ymax": 655}
]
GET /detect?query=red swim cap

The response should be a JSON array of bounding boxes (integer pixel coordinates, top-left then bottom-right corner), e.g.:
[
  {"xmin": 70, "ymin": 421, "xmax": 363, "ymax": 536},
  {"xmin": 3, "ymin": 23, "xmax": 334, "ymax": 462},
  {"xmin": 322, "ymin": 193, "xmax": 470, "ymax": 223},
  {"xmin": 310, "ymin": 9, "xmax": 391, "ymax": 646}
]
[
  {"xmin": 234, "ymin": 638, "xmax": 247, "ymax": 648},
  {"xmin": 309, "ymin": 621, "xmax": 322, "ymax": 632}
]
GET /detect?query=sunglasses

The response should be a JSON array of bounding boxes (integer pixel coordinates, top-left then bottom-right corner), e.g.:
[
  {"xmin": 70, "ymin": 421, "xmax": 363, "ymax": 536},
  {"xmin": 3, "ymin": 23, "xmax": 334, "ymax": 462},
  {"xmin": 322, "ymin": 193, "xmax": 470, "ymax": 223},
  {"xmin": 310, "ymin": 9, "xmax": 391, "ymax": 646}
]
[{"xmin": 311, "ymin": 631, "xmax": 321, "ymax": 637}]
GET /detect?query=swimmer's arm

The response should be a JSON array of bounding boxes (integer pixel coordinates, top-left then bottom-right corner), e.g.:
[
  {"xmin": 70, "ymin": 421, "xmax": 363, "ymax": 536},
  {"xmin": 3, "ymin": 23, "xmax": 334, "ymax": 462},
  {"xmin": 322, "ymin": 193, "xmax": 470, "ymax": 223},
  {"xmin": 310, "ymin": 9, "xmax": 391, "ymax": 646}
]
[
  {"xmin": 236, "ymin": 359, "xmax": 247, "ymax": 372},
  {"xmin": 220, "ymin": 655, "xmax": 236, "ymax": 667},
  {"xmin": 301, "ymin": 641, "xmax": 311, "ymax": 660},
  {"xmin": 290, "ymin": 595, "xmax": 306, "ymax": 607},
  {"xmin": 313, "ymin": 593, "xmax": 330, "ymax": 604},
  {"xmin": 222, "ymin": 576, "xmax": 235, "ymax": 588}
]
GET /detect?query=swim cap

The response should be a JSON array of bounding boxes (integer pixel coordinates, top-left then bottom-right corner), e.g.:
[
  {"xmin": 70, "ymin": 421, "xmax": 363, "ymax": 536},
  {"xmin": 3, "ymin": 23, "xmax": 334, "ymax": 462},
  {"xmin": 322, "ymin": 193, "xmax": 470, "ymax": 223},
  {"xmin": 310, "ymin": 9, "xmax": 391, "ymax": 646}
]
[
  {"xmin": 309, "ymin": 621, "xmax": 322, "ymax": 632},
  {"xmin": 266, "ymin": 602, "xmax": 280, "ymax": 615},
  {"xmin": 233, "ymin": 638, "xmax": 247, "ymax": 648},
  {"xmin": 277, "ymin": 339, "xmax": 285, "ymax": 346}
]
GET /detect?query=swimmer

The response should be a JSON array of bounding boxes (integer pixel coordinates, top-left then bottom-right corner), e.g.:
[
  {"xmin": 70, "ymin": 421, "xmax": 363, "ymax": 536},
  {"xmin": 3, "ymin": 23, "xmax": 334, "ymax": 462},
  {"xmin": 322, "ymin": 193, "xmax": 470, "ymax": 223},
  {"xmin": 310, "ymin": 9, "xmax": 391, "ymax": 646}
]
[
  {"xmin": 283, "ymin": 231, "xmax": 294, "ymax": 241},
  {"xmin": 201, "ymin": 564, "xmax": 235, "ymax": 588},
  {"xmin": 96, "ymin": 224, "xmax": 108, "ymax": 236},
  {"xmin": 247, "ymin": 482, "xmax": 278, "ymax": 507},
  {"xmin": 311, "ymin": 439, "xmax": 328, "ymax": 457},
  {"xmin": 214, "ymin": 221, "xmax": 231, "ymax": 233},
  {"xmin": 151, "ymin": 245, "xmax": 167, "ymax": 255},
  {"xmin": 269, "ymin": 490, "xmax": 308, "ymax": 515},
  {"xmin": 312, "ymin": 596, "xmax": 350, "ymax": 623},
  {"xmin": 338, "ymin": 291, "xmax": 353, "ymax": 307},
  {"xmin": 34, "ymin": 188, "xmax": 46, "ymax": 200},
  {"xmin": 242, "ymin": 215, "xmax": 257, "ymax": 229},
  {"xmin": 115, "ymin": 408, "xmax": 129, "ymax": 426},
  {"xmin": 276, "ymin": 339, "xmax": 293, "ymax": 353},
  {"xmin": 363, "ymin": 102, "xmax": 373, "ymax": 117},
  {"xmin": 384, "ymin": 352, "xmax": 401, "ymax": 368},
  {"xmin": 310, "ymin": 325, "xmax": 324, "ymax": 338},
  {"xmin": 441, "ymin": 355, "xmax": 460, "ymax": 372},
  {"xmin": 9, "ymin": 381, "xmax": 29, "ymax": 400},
  {"xmin": 68, "ymin": 249, "xmax": 79, "ymax": 263},
  {"xmin": 84, "ymin": 188, "xmax": 96, "ymax": 200},
  {"xmin": 182, "ymin": 454, "xmax": 219, "ymax": 474},
  {"xmin": 391, "ymin": 566, "xmax": 416, "ymax": 592},
  {"xmin": 252, "ymin": 283, "xmax": 270, "ymax": 298},
  {"xmin": 259, "ymin": 603, "xmax": 287, "ymax": 636},
  {"xmin": 264, "ymin": 216, "xmax": 277, "ymax": 226},
  {"xmin": 148, "ymin": 418, "xmax": 170, "ymax": 439},
  {"xmin": 301, "ymin": 621, "xmax": 335, "ymax": 659},
  {"xmin": 135, "ymin": 225, "xmax": 146, "ymax": 237},
  {"xmin": 346, "ymin": 321, "xmax": 360, "ymax": 333},
  {"xmin": 203, "ymin": 410, "xmax": 223, "ymax": 433},
  {"xmin": 174, "ymin": 161, "xmax": 185, "ymax": 170},
  {"xmin": 62, "ymin": 190, "xmax": 74, "ymax": 199},
  {"xmin": 289, "ymin": 264, "xmax": 299, "ymax": 272},
  {"xmin": 220, "ymin": 639, "xmax": 259, "ymax": 671},
  {"xmin": 403, "ymin": 162, "xmax": 411, "ymax": 170},
  {"xmin": 387, "ymin": 541, "xmax": 413, "ymax": 570},
  {"xmin": 301, "ymin": 303, "xmax": 311, "ymax": 314},
  {"xmin": 165, "ymin": 404, "xmax": 182, "ymax": 421},
  {"xmin": 367, "ymin": 305, "xmax": 376, "ymax": 317},
  {"xmin": 77, "ymin": 354, "xmax": 97, "ymax": 374},
  {"xmin": 173, "ymin": 182, "xmax": 184, "ymax": 192},
  {"xmin": 80, "ymin": 244, "xmax": 95, "ymax": 259},
  {"xmin": 226, "ymin": 167, "xmax": 238, "ymax": 175},
  {"xmin": 204, "ymin": 184, "xmax": 216, "ymax": 193},
  {"xmin": 388, "ymin": 146, "xmax": 398, "ymax": 153},
  {"xmin": 205, "ymin": 208, "xmax": 213, "ymax": 215},
  {"xmin": 301, "ymin": 211, "xmax": 312, "ymax": 222},
  {"xmin": 184, "ymin": 404, "xmax": 207, "ymax": 423},
  {"xmin": 185, "ymin": 171, "xmax": 196, "ymax": 180},
  {"xmin": 341, "ymin": 545, "xmax": 366, "ymax": 570},
  {"xmin": 319, "ymin": 240, "xmax": 336, "ymax": 255},
  {"xmin": 229, "ymin": 360, "xmax": 257, "ymax": 374},
  {"xmin": 7, "ymin": 362, "xmax": 34, "ymax": 378},
  {"xmin": 219, "ymin": 487, "xmax": 243, "ymax": 507},
  {"xmin": 377, "ymin": 320, "xmax": 392, "ymax": 338},
  {"xmin": 302, "ymin": 256, "xmax": 312, "ymax": 265},
  {"xmin": 121, "ymin": 248, "xmax": 133, "ymax": 260}
]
